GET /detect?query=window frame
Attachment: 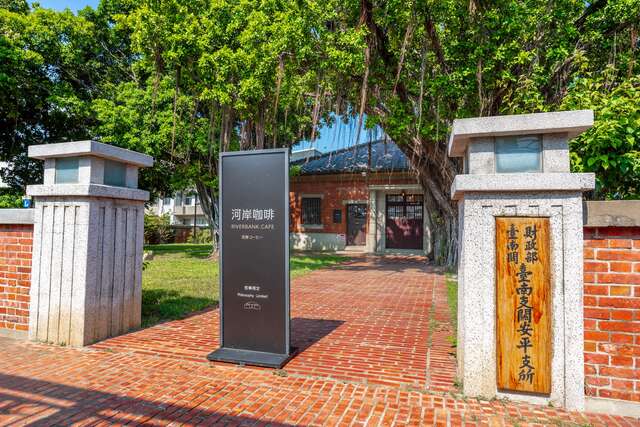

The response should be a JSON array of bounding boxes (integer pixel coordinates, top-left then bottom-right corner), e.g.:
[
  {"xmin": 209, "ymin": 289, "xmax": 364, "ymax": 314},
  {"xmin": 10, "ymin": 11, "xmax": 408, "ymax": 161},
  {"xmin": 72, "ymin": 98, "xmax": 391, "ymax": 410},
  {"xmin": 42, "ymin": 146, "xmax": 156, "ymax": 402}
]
[
  {"xmin": 385, "ymin": 194, "xmax": 424, "ymax": 220},
  {"xmin": 301, "ymin": 197, "xmax": 322, "ymax": 226},
  {"xmin": 495, "ymin": 134, "xmax": 543, "ymax": 174},
  {"xmin": 103, "ymin": 159, "xmax": 127, "ymax": 187},
  {"xmin": 54, "ymin": 157, "xmax": 80, "ymax": 184}
]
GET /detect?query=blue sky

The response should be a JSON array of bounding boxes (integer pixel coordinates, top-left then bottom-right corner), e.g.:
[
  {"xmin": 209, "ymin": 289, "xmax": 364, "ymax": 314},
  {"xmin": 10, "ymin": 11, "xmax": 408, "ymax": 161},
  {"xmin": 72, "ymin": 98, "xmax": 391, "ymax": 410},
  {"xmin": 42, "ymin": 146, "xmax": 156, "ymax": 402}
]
[
  {"xmin": 294, "ymin": 114, "xmax": 385, "ymax": 153},
  {"xmin": 33, "ymin": 0, "xmax": 383, "ymax": 154},
  {"xmin": 34, "ymin": 0, "xmax": 98, "ymax": 11}
]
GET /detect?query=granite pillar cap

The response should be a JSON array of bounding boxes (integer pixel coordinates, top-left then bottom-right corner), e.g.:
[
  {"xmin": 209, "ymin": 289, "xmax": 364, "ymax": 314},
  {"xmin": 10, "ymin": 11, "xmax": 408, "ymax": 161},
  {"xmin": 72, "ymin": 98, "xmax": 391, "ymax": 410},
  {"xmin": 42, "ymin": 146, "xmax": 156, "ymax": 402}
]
[
  {"xmin": 450, "ymin": 172, "xmax": 595, "ymax": 200},
  {"xmin": 26, "ymin": 140, "xmax": 153, "ymax": 201},
  {"xmin": 448, "ymin": 110, "xmax": 594, "ymax": 157},
  {"xmin": 26, "ymin": 184, "xmax": 150, "ymax": 201},
  {"xmin": 28, "ymin": 140, "xmax": 154, "ymax": 168}
]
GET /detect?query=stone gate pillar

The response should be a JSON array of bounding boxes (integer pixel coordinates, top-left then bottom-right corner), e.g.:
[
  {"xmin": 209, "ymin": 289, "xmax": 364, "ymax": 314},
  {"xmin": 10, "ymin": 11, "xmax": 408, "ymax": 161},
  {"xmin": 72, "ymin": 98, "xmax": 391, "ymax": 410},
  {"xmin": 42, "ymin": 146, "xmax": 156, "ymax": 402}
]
[
  {"xmin": 450, "ymin": 110, "xmax": 594, "ymax": 410},
  {"xmin": 26, "ymin": 141, "xmax": 153, "ymax": 346}
]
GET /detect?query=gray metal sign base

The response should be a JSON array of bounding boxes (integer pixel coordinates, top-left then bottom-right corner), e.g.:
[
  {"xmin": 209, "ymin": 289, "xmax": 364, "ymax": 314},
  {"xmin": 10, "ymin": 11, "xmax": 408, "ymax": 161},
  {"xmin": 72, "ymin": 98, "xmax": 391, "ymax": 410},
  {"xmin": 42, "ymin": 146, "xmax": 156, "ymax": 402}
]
[{"xmin": 207, "ymin": 347, "xmax": 293, "ymax": 368}]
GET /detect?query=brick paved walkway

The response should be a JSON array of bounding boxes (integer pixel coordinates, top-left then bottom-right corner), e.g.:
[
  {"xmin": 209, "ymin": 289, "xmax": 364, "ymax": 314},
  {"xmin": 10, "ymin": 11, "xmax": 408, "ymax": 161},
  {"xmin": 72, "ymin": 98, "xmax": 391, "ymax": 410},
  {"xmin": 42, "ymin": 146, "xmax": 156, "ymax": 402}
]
[{"xmin": 0, "ymin": 256, "xmax": 637, "ymax": 426}]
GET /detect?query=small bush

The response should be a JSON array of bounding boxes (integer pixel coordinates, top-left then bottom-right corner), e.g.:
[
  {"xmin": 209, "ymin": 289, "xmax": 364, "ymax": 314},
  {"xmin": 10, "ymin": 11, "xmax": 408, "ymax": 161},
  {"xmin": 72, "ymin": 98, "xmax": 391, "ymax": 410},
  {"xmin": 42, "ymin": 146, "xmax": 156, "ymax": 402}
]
[
  {"xmin": 0, "ymin": 193, "xmax": 22, "ymax": 208},
  {"xmin": 144, "ymin": 214, "xmax": 175, "ymax": 244},
  {"xmin": 289, "ymin": 164, "xmax": 302, "ymax": 176},
  {"xmin": 190, "ymin": 228, "xmax": 212, "ymax": 244}
]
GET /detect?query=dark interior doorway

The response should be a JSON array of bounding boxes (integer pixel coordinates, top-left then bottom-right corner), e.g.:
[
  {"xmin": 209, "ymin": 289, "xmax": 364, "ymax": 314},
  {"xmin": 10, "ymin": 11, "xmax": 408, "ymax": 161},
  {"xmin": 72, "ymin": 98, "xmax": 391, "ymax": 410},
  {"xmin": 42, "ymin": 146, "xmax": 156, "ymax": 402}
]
[
  {"xmin": 385, "ymin": 194, "xmax": 424, "ymax": 250},
  {"xmin": 346, "ymin": 204, "xmax": 367, "ymax": 246}
]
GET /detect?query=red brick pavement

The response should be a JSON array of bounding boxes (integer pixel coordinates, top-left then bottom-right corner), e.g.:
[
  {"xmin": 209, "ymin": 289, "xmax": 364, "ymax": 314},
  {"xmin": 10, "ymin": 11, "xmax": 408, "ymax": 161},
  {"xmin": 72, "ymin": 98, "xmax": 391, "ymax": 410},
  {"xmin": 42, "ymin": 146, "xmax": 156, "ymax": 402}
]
[{"xmin": 0, "ymin": 256, "xmax": 637, "ymax": 426}]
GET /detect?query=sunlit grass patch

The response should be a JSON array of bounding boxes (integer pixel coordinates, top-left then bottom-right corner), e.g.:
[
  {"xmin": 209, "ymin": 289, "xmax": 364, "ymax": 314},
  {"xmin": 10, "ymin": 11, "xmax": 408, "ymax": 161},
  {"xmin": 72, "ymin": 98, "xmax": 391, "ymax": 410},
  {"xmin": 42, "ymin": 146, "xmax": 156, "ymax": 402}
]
[{"xmin": 141, "ymin": 244, "xmax": 349, "ymax": 327}]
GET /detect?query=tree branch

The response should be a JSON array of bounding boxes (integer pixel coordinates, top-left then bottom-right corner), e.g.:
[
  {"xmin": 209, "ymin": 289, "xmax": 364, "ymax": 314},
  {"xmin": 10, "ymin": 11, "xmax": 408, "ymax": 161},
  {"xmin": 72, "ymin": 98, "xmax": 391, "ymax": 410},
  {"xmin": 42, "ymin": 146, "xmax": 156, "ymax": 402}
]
[{"xmin": 575, "ymin": 0, "xmax": 608, "ymax": 31}]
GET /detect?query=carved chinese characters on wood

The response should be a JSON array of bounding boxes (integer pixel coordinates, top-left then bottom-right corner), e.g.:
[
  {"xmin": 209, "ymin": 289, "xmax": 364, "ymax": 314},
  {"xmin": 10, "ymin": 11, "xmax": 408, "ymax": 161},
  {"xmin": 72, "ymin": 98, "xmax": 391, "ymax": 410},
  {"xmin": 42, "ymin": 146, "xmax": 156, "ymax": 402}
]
[{"xmin": 496, "ymin": 217, "xmax": 551, "ymax": 394}]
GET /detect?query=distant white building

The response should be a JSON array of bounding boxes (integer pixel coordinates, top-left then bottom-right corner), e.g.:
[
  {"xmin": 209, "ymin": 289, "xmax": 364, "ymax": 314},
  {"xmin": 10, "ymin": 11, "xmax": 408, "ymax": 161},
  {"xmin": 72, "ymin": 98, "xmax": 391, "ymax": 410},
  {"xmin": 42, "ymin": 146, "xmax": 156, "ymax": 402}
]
[{"xmin": 147, "ymin": 190, "xmax": 209, "ymax": 226}]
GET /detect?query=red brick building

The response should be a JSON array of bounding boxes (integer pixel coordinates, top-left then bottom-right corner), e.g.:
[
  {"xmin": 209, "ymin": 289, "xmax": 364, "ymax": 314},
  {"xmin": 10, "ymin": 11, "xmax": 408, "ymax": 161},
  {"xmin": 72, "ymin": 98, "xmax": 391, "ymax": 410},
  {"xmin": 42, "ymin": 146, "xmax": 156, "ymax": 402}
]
[{"xmin": 289, "ymin": 141, "xmax": 430, "ymax": 256}]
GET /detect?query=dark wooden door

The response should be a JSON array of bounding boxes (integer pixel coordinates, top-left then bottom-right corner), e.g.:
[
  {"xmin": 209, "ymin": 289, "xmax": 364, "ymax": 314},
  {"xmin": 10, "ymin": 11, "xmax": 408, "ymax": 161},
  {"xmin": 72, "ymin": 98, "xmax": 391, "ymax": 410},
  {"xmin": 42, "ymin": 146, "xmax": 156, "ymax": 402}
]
[
  {"xmin": 385, "ymin": 194, "xmax": 424, "ymax": 250},
  {"xmin": 346, "ymin": 204, "xmax": 367, "ymax": 246}
]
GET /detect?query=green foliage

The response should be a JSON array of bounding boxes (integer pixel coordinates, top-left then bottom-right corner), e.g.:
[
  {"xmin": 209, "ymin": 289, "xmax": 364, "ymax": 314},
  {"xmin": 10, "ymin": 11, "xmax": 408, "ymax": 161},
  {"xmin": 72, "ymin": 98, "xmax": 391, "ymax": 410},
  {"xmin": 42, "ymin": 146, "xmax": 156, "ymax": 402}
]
[
  {"xmin": 189, "ymin": 228, "xmax": 212, "ymax": 244},
  {"xmin": 445, "ymin": 273, "xmax": 458, "ymax": 346},
  {"xmin": 289, "ymin": 164, "xmax": 302, "ymax": 177},
  {"xmin": 0, "ymin": 192, "xmax": 21, "ymax": 208},
  {"xmin": 315, "ymin": 0, "xmax": 640, "ymax": 203},
  {"xmin": 143, "ymin": 213, "xmax": 175, "ymax": 244},
  {"xmin": 0, "ymin": 1, "xmax": 139, "ymax": 189},
  {"xmin": 562, "ymin": 74, "xmax": 640, "ymax": 199},
  {"xmin": 0, "ymin": 0, "xmax": 27, "ymax": 13},
  {"xmin": 93, "ymin": 0, "xmax": 342, "ymax": 190}
]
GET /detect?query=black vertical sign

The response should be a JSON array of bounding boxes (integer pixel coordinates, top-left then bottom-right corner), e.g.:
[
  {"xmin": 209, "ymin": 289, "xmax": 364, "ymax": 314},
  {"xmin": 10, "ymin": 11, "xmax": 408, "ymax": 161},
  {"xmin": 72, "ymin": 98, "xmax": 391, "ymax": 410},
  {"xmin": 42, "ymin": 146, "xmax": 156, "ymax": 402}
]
[{"xmin": 207, "ymin": 149, "xmax": 291, "ymax": 368}]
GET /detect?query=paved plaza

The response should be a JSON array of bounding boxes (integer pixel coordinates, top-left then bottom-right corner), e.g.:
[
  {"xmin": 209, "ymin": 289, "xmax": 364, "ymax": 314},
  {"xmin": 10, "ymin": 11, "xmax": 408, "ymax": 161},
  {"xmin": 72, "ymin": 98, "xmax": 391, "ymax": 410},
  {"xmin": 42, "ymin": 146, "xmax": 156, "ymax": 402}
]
[{"xmin": 0, "ymin": 257, "xmax": 637, "ymax": 426}]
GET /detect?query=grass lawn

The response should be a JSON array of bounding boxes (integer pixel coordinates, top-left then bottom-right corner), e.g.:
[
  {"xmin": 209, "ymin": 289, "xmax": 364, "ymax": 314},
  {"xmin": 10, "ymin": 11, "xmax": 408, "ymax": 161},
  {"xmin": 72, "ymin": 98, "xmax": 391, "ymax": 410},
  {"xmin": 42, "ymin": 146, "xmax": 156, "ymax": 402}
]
[
  {"xmin": 445, "ymin": 272, "xmax": 458, "ymax": 346},
  {"xmin": 141, "ymin": 244, "xmax": 348, "ymax": 327}
]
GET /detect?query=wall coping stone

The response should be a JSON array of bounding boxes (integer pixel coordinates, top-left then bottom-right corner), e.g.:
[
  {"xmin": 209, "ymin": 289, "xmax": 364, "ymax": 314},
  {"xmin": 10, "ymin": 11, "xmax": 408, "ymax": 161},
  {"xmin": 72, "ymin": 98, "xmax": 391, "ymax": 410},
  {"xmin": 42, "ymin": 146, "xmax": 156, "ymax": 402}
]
[
  {"xmin": 26, "ymin": 184, "xmax": 150, "ymax": 201},
  {"xmin": 586, "ymin": 397, "xmax": 640, "ymax": 418},
  {"xmin": 584, "ymin": 200, "xmax": 640, "ymax": 227},
  {"xmin": 448, "ymin": 110, "xmax": 594, "ymax": 157},
  {"xmin": 29, "ymin": 140, "xmax": 153, "ymax": 167},
  {"xmin": 0, "ymin": 329, "xmax": 28, "ymax": 340},
  {"xmin": 368, "ymin": 184, "xmax": 422, "ymax": 191},
  {"xmin": 450, "ymin": 172, "xmax": 595, "ymax": 200},
  {"xmin": 0, "ymin": 209, "xmax": 35, "ymax": 224}
]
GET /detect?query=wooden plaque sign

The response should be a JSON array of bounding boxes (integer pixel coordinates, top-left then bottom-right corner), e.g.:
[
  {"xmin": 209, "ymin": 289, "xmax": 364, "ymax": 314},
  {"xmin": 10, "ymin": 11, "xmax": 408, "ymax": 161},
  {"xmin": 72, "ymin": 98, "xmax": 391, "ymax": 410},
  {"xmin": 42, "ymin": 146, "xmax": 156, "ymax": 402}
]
[{"xmin": 496, "ymin": 217, "xmax": 551, "ymax": 394}]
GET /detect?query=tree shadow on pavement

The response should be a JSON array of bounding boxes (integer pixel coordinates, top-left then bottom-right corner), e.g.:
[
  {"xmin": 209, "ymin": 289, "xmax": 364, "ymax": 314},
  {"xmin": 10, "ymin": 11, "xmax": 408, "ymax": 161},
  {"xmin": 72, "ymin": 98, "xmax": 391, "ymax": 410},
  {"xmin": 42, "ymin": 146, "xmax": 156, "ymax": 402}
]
[{"xmin": 0, "ymin": 373, "xmax": 298, "ymax": 427}]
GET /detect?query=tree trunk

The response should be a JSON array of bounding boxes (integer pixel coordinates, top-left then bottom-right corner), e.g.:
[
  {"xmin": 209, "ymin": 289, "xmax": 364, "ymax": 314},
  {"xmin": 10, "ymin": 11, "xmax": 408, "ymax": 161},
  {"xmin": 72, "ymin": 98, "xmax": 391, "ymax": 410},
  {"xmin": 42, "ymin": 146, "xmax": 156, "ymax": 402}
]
[
  {"xmin": 417, "ymin": 170, "xmax": 459, "ymax": 267},
  {"xmin": 195, "ymin": 179, "xmax": 219, "ymax": 255},
  {"xmin": 400, "ymin": 137, "xmax": 460, "ymax": 267}
]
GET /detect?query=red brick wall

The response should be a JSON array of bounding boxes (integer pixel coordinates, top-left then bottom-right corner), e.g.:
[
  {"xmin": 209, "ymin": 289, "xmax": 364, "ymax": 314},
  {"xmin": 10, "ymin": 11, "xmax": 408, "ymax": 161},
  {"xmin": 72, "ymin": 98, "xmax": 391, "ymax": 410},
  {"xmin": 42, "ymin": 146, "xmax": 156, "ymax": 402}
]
[
  {"xmin": 584, "ymin": 226, "xmax": 640, "ymax": 402},
  {"xmin": 290, "ymin": 172, "xmax": 417, "ymax": 234},
  {"xmin": 0, "ymin": 224, "xmax": 33, "ymax": 332},
  {"xmin": 0, "ymin": 224, "xmax": 33, "ymax": 335}
]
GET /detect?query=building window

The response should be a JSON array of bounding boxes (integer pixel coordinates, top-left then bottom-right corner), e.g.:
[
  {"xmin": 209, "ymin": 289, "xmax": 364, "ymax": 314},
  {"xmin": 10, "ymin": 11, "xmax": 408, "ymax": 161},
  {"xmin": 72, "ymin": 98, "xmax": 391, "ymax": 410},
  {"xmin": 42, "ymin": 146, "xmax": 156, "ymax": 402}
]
[
  {"xmin": 55, "ymin": 157, "xmax": 79, "ymax": 184},
  {"xmin": 386, "ymin": 194, "xmax": 423, "ymax": 219},
  {"xmin": 332, "ymin": 209, "xmax": 342, "ymax": 224},
  {"xmin": 301, "ymin": 197, "xmax": 322, "ymax": 225},
  {"xmin": 103, "ymin": 159, "xmax": 127, "ymax": 187},
  {"xmin": 495, "ymin": 135, "xmax": 542, "ymax": 173}
]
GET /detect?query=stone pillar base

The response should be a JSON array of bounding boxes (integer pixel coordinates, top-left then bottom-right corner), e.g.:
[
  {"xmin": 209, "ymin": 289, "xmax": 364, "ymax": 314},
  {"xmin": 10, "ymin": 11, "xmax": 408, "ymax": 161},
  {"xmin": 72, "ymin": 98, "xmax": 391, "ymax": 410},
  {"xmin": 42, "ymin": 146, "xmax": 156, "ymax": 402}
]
[
  {"xmin": 28, "ymin": 196, "xmax": 144, "ymax": 347},
  {"xmin": 457, "ymin": 190, "xmax": 587, "ymax": 411}
]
